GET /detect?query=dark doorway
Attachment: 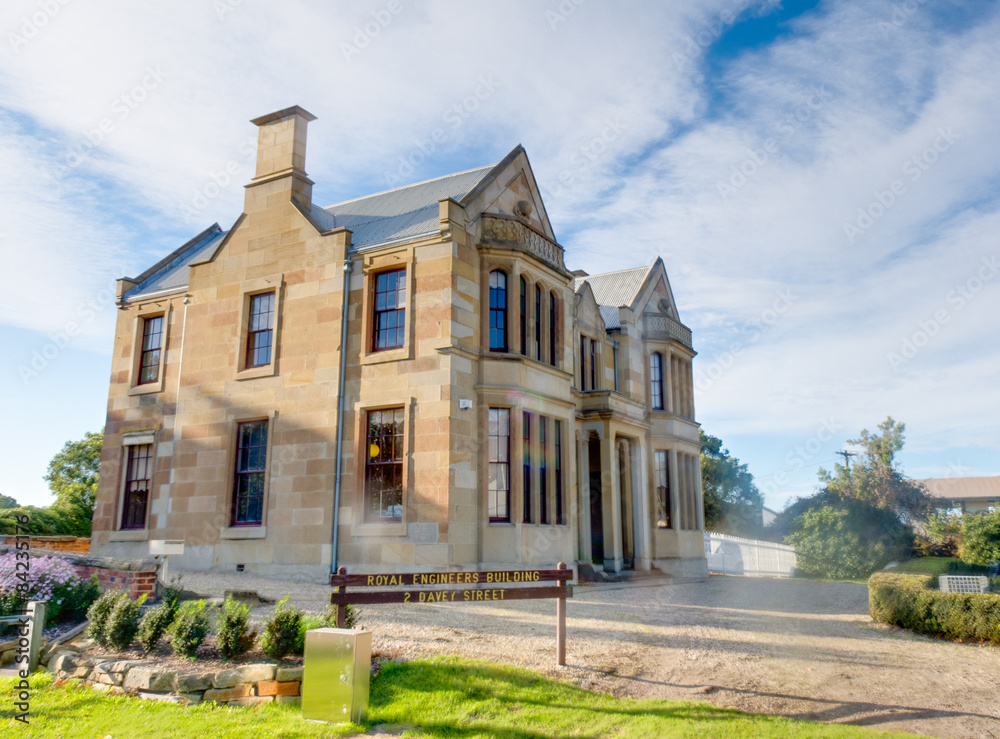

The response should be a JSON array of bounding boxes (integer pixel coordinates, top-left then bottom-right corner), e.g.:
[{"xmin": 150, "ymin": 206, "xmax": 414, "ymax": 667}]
[
  {"xmin": 618, "ymin": 440, "xmax": 634, "ymax": 570},
  {"xmin": 588, "ymin": 436, "xmax": 604, "ymax": 563}
]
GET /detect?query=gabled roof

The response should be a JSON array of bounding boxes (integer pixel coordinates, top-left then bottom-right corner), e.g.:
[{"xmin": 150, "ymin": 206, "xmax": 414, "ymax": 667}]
[
  {"xmin": 316, "ymin": 164, "xmax": 496, "ymax": 249},
  {"xmin": 573, "ymin": 264, "xmax": 655, "ymax": 329},
  {"xmin": 919, "ymin": 477, "xmax": 1000, "ymax": 501},
  {"xmin": 123, "ymin": 225, "xmax": 226, "ymax": 301}
]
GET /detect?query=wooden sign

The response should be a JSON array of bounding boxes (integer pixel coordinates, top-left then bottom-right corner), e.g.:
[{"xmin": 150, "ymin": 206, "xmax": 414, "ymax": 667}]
[{"xmin": 330, "ymin": 563, "xmax": 572, "ymax": 666}]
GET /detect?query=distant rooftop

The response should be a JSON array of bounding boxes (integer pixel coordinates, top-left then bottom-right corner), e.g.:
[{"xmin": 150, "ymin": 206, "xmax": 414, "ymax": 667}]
[
  {"xmin": 919, "ymin": 477, "xmax": 1000, "ymax": 501},
  {"xmin": 574, "ymin": 264, "xmax": 654, "ymax": 329}
]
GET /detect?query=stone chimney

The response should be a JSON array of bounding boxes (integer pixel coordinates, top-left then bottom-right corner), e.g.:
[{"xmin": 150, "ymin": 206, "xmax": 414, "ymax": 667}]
[{"xmin": 244, "ymin": 105, "xmax": 317, "ymax": 212}]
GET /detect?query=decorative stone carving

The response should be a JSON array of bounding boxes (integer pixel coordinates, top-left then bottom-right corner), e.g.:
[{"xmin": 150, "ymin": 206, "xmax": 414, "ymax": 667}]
[
  {"xmin": 480, "ymin": 214, "xmax": 566, "ymax": 272},
  {"xmin": 643, "ymin": 313, "xmax": 693, "ymax": 348}
]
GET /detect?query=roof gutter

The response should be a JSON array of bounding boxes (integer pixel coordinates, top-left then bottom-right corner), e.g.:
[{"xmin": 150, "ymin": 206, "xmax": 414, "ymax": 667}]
[{"xmin": 331, "ymin": 257, "xmax": 353, "ymax": 575}]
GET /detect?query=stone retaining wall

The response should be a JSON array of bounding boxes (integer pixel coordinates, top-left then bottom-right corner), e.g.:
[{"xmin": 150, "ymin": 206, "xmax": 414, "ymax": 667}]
[{"xmin": 43, "ymin": 644, "xmax": 302, "ymax": 706}]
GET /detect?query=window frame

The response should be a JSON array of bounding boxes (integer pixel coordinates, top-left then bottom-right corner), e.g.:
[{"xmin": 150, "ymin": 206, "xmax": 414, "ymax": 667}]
[
  {"xmin": 235, "ymin": 279, "xmax": 283, "ymax": 380},
  {"xmin": 650, "ymin": 352, "xmax": 665, "ymax": 410},
  {"xmin": 655, "ymin": 450, "xmax": 671, "ymax": 529},
  {"xmin": 363, "ymin": 406, "xmax": 406, "ymax": 523},
  {"xmin": 554, "ymin": 419, "xmax": 563, "ymax": 525},
  {"xmin": 488, "ymin": 407, "xmax": 511, "ymax": 522},
  {"xmin": 522, "ymin": 411, "xmax": 532, "ymax": 524},
  {"xmin": 137, "ymin": 315, "xmax": 164, "ymax": 385},
  {"xmin": 539, "ymin": 415, "xmax": 548, "ymax": 525},
  {"xmin": 245, "ymin": 292, "xmax": 276, "ymax": 369},
  {"xmin": 488, "ymin": 270, "xmax": 508, "ymax": 352},
  {"xmin": 231, "ymin": 419, "xmax": 270, "ymax": 527},
  {"xmin": 548, "ymin": 291, "xmax": 558, "ymax": 368},
  {"xmin": 128, "ymin": 306, "xmax": 171, "ymax": 395},
  {"xmin": 519, "ymin": 276, "xmax": 527, "ymax": 356},
  {"xmin": 371, "ymin": 267, "xmax": 407, "ymax": 352},
  {"xmin": 534, "ymin": 283, "xmax": 542, "ymax": 361}
]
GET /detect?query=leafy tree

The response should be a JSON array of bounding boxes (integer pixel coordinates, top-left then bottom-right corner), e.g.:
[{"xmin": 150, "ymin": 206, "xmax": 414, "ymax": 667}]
[
  {"xmin": 817, "ymin": 417, "xmax": 929, "ymax": 523},
  {"xmin": 914, "ymin": 511, "xmax": 961, "ymax": 557},
  {"xmin": 43, "ymin": 429, "xmax": 103, "ymax": 536},
  {"xmin": 0, "ymin": 494, "xmax": 17, "ymax": 509},
  {"xmin": 700, "ymin": 431, "xmax": 763, "ymax": 536},
  {"xmin": 959, "ymin": 510, "xmax": 1000, "ymax": 565}
]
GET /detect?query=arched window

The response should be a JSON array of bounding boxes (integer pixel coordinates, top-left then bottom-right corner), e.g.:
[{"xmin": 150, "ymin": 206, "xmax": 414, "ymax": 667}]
[
  {"xmin": 650, "ymin": 352, "xmax": 664, "ymax": 410},
  {"xmin": 548, "ymin": 292, "xmax": 557, "ymax": 367},
  {"xmin": 489, "ymin": 270, "xmax": 507, "ymax": 352},
  {"xmin": 519, "ymin": 276, "xmax": 527, "ymax": 355}
]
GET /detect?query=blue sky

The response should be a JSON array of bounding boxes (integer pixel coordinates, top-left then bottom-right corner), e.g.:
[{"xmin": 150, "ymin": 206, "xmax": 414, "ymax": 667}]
[{"xmin": 1, "ymin": 0, "xmax": 998, "ymax": 512}]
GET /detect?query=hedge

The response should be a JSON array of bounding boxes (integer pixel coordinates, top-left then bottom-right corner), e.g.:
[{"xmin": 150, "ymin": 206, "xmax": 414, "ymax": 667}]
[{"xmin": 868, "ymin": 571, "xmax": 1000, "ymax": 644}]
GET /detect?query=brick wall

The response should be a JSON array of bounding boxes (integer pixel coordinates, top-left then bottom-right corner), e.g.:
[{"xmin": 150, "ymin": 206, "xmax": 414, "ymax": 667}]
[
  {"xmin": 0, "ymin": 536, "xmax": 91, "ymax": 553},
  {"xmin": 73, "ymin": 566, "xmax": 157, "ymax": 599}
]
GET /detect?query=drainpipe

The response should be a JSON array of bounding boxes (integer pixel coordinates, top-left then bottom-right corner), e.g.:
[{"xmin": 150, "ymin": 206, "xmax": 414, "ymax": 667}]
[{"xmin": 331, "ymin": 258, "xmax": 353, "ymax": 575}]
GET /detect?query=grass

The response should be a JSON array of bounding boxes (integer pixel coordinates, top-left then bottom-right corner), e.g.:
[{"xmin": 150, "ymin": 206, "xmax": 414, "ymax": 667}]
[
  {"xmin": 889, "ymin": 557, "xmax": 961, "ymax": 576},
  {"xmin": 1, "ymin": 657, "xmax": 915, "ymax": 738}
]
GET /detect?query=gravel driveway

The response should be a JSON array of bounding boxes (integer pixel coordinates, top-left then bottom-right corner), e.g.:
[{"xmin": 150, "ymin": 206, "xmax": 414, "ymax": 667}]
[{"xmin": 179, "ymin": 571, "xmax": 1000, "ymax": 739}]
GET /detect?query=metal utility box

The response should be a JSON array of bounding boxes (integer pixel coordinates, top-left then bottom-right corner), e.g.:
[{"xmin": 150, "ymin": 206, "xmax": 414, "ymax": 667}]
[{"xmin": 301, "ymin": 628, "xmax": 372, "ymax": 724}]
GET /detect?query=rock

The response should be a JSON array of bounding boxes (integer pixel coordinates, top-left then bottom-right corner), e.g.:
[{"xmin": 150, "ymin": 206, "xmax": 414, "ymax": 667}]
[
  {"xmin": 0, "ymin": 650, "xmax": 15, "ymax": 666},
  {"xmin": 257, "ymin": 680, "xmax": 299, "ymax": 697},
  {"xmin": 177, "ymin": 692, "xmax": 204, "ymax": 706},
  {"xmin": 123, "ymin": 667, "xmax": 175, "ymax": 692},
  {"xmin": 235, "ymin": 664, "xmax": 276, "ymax": 683},
  {"xmin": 228, "ymin": 695, "xmax": 273, "ymax": 706},
  {"xmin": 203, "ymin": 685, "xmax": 252, "ymax": 703},
  {"xmin": 275, "ymin": 666, "xmax": 303, "ymax": 681},
  {"xmin": 91, "ymin": 664, "xmax": 123, "ymax": 686},
  {"xmin": 174, "ymin": 673, "xmax": 213, "ymax": 692},
  {"xmin": 275, "ymin": 696, "xmax": 301, "ymax": 706},
  {"xmin": 138, "ymin": 691, "xmax": 185, "ymax": 704},
  {"xmin": 212, "ymin": 669, "xmax": 240, "ymax": 689},
  {"xmin": 51, "ymin": 653, "xmax": 77, "ymax": 674}
]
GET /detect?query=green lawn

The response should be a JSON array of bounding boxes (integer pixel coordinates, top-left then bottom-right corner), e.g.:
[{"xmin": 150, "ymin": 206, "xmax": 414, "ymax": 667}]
[
  {"xmin": 889, "ymin": 557, "xmax": 961, "ymax": 575},
  {"xmin": 2, "ymin": 657, "xmax": 915, "ymax": 738}
]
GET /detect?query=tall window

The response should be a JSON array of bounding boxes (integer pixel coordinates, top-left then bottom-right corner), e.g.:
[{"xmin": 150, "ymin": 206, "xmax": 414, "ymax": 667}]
[
  {"xmin": 549, "ymin": 293, "xmax": 557, "ymax": 367},
  {"xmin": 138, "ymin": 316, "xmax": 164, "ymax": 385},
  {"xmin": 655, "ymin": 450, "xmax": 671, "ymax": 528},
  {"xmin": 650, "ymin": 352, "xmax": 664, "ymax": 410},
  {"xmin": 554, "ymin": 420, "xmax": 563, "ymax": 525},
  {"xmin": 373, "ymin": 268, "xmax": 406, "ymax": 350},
  {"xmin": 534, "ymin": 285, "xmax": 542, "ymax": 361},
  {"xmin": 612, "ymin": 343, "xmax": 619, "ymax": 393},
  {"xmin": 589, "ymin": 339, "xmax": 597, "ymax": 390},
  {"xmin": 489, "ymin": 271, "xmax": 507, "ymax": 352},
  {"xmin": 365, "ymin": 408, "xmax": 404, "ymax": 521},
  {"xmin": 232, "ymin": 421, "xmax": 268, "ymax": 526},
  {"xmin": 522, "ymin": 411, "xmax": 532, "ymax": 523},
  {"xmin": 121, "ymin": 444, "xmax": 152, "ymax": 530},
  {"xmin": 519, "ymin": 277, "xmax": 527, "ymax": 355},
  {"xmin": 539, "ymin": 416, "xmax": 548, "ymax": 525},
  {"xmin": 488, "ymin": 408, "xmax": 510, "ymax": 522},
  {"xmin": 579, "ymin": 335, "xmax": 587, "ymax": 389},
  {"xmin": 246, "ymin": 292, "xmax": 275, "ymax": 368}
]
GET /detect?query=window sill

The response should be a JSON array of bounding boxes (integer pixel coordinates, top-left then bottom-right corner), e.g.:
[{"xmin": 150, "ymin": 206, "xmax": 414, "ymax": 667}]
[
  {"xmin": 108, "ymin": 530, "xmax": 149, "ymax": 542},
  {"xmin": 360, "ymin": 346, "xmax": 411, "ymax": 365},
  {"xmin": 353, "ymin": 522, "xmax": 406, "ymax": 537},
  {"xmin": 220, "ymin": 526, "xmax": 266, "ymax": 540},
  {"xmin": 235, "ymin": 364, "xmax": 277, "ymax": 381},
  {"xmin": 128, "ymin": 382, "xmax": 164, "ymax": 396}
]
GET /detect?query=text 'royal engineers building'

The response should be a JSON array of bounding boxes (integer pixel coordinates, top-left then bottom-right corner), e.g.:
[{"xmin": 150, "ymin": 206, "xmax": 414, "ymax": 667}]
[{"xmin": 91, "ymin": 106, "xmax": 707, "ymax": 582}]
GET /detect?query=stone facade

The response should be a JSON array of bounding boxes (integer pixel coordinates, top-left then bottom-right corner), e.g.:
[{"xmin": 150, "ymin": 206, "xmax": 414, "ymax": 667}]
[{"xmin": 91, "ymin": 106, "xmax": 706, "ymax": 582}]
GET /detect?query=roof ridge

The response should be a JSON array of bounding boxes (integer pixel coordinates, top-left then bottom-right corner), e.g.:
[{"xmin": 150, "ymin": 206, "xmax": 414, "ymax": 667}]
[
  {"xmin": 323, "ymin": 163, "xmax": 496, "ymax": 210},
  {"xmin": 579, "ymin": 264, "xmax": 650, "ymax": 280}
]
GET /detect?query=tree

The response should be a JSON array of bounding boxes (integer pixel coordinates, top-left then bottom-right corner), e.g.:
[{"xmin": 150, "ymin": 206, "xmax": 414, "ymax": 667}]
[
  {"xmin": 0, "ymin": 494, "xmax": 18, "ymax": 510},
  {"xmin": 700, "ymin": 431, "xmax": 764, "ymax": 536},
  {"xmin": 41, "ymin": 429, "xmax": 103, "ymax": 536},
  {"xmin": 817, "ymin": 417, "xmax": 929, "ymax": 523},
  {"xmin": 959, "ymin": 510, "xmax": 1000, "ymax": 565}
]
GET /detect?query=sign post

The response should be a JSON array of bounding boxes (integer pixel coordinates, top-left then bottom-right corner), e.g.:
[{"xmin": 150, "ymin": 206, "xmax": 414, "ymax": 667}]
[{"xmin": 330, "ymin": 563, "xmax": 573, "ymax": 666}]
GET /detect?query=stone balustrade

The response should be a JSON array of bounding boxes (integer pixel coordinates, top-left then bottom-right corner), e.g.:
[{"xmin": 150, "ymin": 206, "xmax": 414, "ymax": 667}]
[
  {"xmin": 642, "ymin": 312, "xmax": 693, "ymax": 348},
  {"xmin": 480, "ymin": 213, "xmax": 567, "ymax": 272}
]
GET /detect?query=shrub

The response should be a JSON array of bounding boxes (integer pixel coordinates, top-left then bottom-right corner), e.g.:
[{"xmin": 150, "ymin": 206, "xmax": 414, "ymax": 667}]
[
  {"xmin": 138, "ymin": 602, "xmax": 175, "ymax": 653},
  {"xmin": 216, "ymin": 598, "xmax": 256, "ymax": 660},
  {"xmin": 0, "ymin": 552, "xmax": 83, "ymax": 625},
  {"xmin": 868, "ymin": 571, "xmax": 1000, "ymax": 644},
  {"xmin": 260, "ymin": 595, "xmax": 302, "ymax": 660},
  {"xmin": 60, "ymin": 575, "xmax": 101, "ymax": 623},
  {"xmin": 959, "ymin": 510, "xmax": 1000, "ymax": 565},
  {"xmin": 105, "ymin": 593, "xmax": 146, "ymax": 652},
  {"xmin": 169, "ymin": 600, "xmax": 212, "ymax": 659},
  {"xmin": 786, "ymin": 501, "xmax": 911, "ymax": 580},
  {"xmin": 86, "ymin": 590, "xmax": 130, "ymax": 647},
  {"xmin": 160, "ymin": 578, "xmax": 184, "ymax": 617},
  {"xmin": 914, "ymin": 511, "xmax": 962, "ymax": 557},
  {"xmin": 322, "ymin": 602, "xmax": 361, "ymax": 630}
]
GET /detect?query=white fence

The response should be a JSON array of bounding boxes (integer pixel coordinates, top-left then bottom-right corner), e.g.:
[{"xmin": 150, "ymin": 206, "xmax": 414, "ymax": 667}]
[{"xmin": 704, "ymin": 532, "xmax": 797, "ymax": 578}]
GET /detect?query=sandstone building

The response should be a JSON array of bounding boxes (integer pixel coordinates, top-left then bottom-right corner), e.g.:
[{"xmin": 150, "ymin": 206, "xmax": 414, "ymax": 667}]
[{"xmin": 91, "ymin": 106, "xmax": 707, "ymax": 582}]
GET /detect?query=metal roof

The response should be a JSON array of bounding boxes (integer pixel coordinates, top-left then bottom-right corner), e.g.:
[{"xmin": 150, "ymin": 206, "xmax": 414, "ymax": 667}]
[
  {"xmin": 574, "ymin": 265, "xmax": 653, "ymax": 329},
  {"xmin": 919, "ymin": 477, "xmax": 1000, "ymax": 501},
  {"xmin": 124, "ymin": 226, "xmax": 226, "ymax": 300},
  {"xmin": 321, "ymin": 165, "xmax": 495, "ymax": 249}
]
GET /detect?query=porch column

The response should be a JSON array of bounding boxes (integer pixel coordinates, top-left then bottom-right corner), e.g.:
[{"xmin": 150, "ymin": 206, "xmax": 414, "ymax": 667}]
[
  {"xmin": 577, "ymin": 433, "xmax": 592, "ymax": 564},
  {"xmin": 669, "ymin": 448, "xmax": 681, "ymax": 532},
  {"xmin": 601, "ymin": 425, "xmax": 622, "ymax": 573},
  {"xmin": 633, "ymin": 442, "xmax": 652, "ymax": 570}
]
